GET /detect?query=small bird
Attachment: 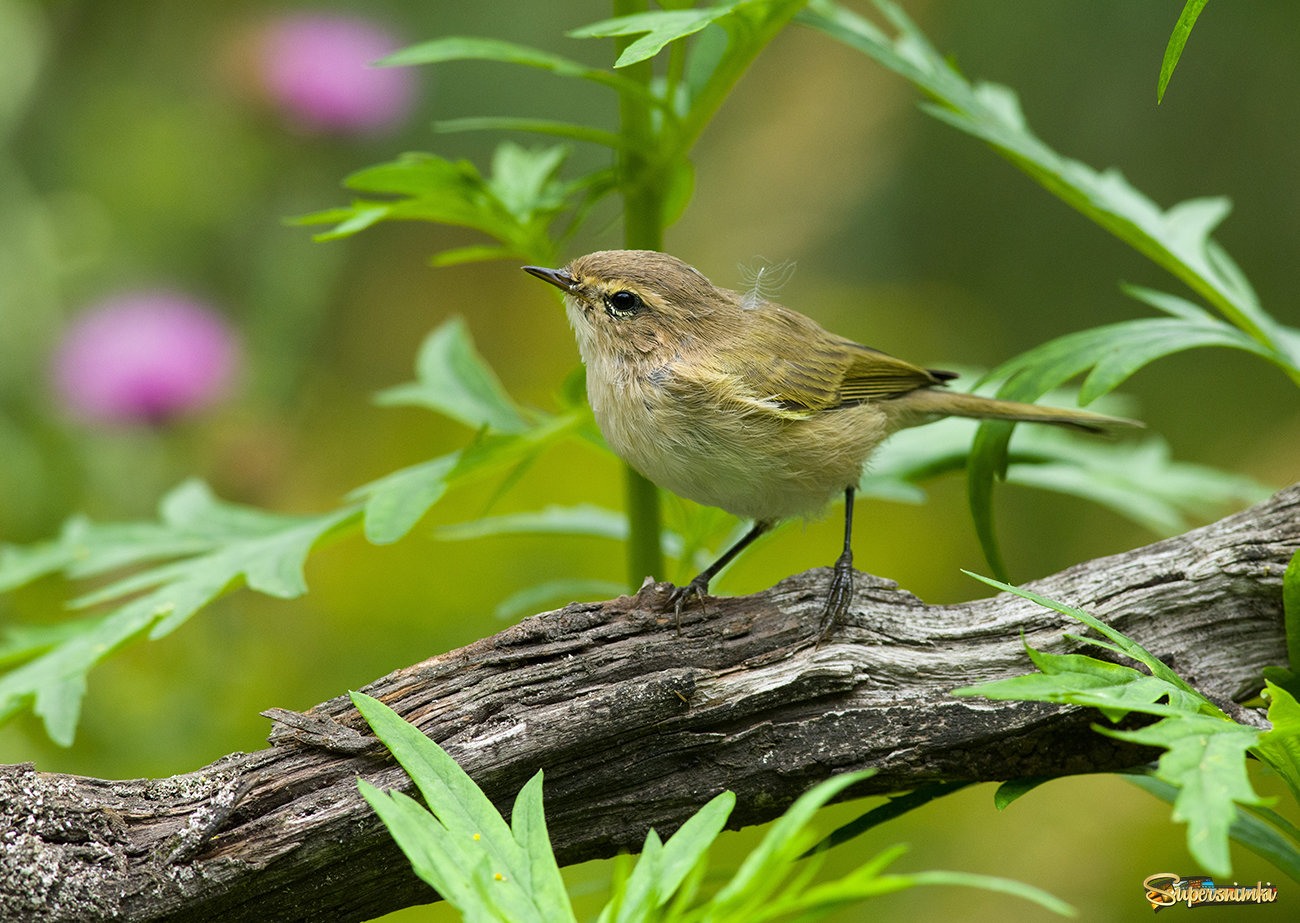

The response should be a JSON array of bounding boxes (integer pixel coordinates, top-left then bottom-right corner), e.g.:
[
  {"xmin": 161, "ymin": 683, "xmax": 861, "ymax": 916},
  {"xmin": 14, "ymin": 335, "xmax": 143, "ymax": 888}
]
[{"xmin": 524, "ymin": 250, "xmax": 1137, "ymax": 638}]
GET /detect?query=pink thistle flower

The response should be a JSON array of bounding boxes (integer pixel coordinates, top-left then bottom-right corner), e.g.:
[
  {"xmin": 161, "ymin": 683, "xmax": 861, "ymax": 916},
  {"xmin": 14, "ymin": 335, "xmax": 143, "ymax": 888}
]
[
  {"xmin": 53, "ymin": 292, "xmax": 239, "ymax": 425},
  {"xmin": 257, "ymin": 14, "xmax": 416, "ymax": 136}
]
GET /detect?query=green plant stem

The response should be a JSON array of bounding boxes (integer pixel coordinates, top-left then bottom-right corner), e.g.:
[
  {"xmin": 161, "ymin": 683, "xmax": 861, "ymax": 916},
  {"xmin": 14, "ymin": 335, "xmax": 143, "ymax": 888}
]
[
  {"xmin": 675, "ymin": 0, "xmax": 809, "ymax": 152},
  {"xmin": 614, "ymin": 0, "xmax": 666, "ymax": 586}
]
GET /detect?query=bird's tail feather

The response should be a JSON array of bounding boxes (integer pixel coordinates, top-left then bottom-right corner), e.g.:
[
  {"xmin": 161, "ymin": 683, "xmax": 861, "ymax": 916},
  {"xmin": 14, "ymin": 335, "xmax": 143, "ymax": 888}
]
[{"xmin": 899, "ymin": 389, "xmax": 1142, "ymax": 434}]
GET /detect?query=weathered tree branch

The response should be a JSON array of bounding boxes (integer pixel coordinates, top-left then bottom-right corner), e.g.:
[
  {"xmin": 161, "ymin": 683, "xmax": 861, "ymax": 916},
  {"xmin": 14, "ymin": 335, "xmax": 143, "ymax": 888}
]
[{"xmin": 3, "ymin": 484, "xmax": 1296, "ymax": 923}]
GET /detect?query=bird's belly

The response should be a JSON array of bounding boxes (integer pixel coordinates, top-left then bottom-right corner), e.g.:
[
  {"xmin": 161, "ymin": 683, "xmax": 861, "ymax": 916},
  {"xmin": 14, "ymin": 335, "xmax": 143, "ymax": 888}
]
[{"xmin": 592, "ymin": 379, "xmax": 888, "ymax": 522}]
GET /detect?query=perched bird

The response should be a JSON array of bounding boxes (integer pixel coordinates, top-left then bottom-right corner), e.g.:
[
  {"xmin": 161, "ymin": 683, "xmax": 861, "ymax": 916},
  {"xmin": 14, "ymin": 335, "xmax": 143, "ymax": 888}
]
[{"xmin": 525, "ymin": 250, "xmax": 1137, "ymax": 637}]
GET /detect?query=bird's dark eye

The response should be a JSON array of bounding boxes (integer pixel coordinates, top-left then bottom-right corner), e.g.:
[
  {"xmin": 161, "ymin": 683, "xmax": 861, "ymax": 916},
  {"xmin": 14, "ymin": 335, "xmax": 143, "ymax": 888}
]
[{"xmin": 605, "ymin": 290, "xmax": 643, "ymax": 317}]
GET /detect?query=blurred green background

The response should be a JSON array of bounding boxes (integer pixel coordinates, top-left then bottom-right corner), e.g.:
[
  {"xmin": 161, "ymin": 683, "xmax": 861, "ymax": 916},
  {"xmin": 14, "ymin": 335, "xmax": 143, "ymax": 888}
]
[{"xmin": 1, "ymin": 0, "xmax": 1297, "ymax": 919}]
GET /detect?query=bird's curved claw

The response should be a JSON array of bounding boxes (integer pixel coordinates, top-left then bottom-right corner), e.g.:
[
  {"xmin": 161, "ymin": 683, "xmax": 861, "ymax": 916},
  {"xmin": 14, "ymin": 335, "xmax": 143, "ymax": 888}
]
[
  {"xmin": 667, "ymin": 576, "xmax": 710, "ymax": 635},
  {"xmin": 816, "ymin": 552, "xmax": 855, "ymax": 647}
]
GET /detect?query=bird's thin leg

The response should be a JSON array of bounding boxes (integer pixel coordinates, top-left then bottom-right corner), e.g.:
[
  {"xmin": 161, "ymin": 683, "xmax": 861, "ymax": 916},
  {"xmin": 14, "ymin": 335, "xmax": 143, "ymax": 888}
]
[
  {"xmin": 669, "ymin": 520, "xmax": 771, "ymax": 633},
  {"xmin": 818, "ymin": 486, "xmax": 856, "ymax": 644}
]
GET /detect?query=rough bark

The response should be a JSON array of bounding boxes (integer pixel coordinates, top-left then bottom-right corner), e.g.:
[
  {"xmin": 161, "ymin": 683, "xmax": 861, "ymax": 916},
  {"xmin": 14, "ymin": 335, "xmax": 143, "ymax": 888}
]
[{"xmin": 2, "ymin": 484, "xmax": 1296, "ymax": 923}]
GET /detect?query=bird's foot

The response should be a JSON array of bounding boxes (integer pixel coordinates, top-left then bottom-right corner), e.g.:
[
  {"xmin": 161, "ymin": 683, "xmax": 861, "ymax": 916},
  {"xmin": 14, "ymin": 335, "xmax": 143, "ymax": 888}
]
[
  {"xmin": 816, "ymin": 551, "xmax": 855, "ymax": 646},
  {"xmin": 667, "ymin": 575, "xmax": 710, "ymax": 635}
]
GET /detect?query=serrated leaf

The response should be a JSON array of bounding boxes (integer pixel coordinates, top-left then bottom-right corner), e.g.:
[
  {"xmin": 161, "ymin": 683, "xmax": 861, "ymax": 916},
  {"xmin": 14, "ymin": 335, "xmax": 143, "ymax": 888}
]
[
  {"xmin": 511, "ymin": 772, "xmax": 578, "ymax": 923},
  {"xmin": 298, "ymin": 146, "xmax": 572, "ymax": 265},
  {"xmin": 0, "ymin": 530, "xmax": 80, "ymax": 592},
  {"xmin": 571, "ymin": 4, "xmax": 749, "ymax": 68},
  {"xmin": 1256, "ymin": 681, "xmax": 1300, "ymax": 806},
  {"xmin": 961, "ymin": 573, "xmax": 1211, "ymax": 703},
  {"xmin": 869, "ymin": 390, "xmax": 1264, "ymax": 580},
  {"xmin": 1125, "ymin": 773, "xmax": 1300, "ymax": 885},
  {"xmin": 1283, "ymin": 550, "xmax": 1300, "ymax": 686},
  {"xmin": 1104, "ymin": 715, "xmax": 1262, "ymax": 877},
  {"xmin": 0, "ymin": 486, "xmax": 355, "ymax": 744},
  {"xmin": 802, "ymin": 0, "xmax": 1292, "ymax": 361},
  {"xmin": 378, "ymin": 317, "xmax": 529, "ymax": 434},
  {"xmin": 0, "ymin": 622, "xmax": 90, "ymax": 669},
  {"xmin": 963, "ymin": 306, "xmax": 1278, "ymax": 575},
  {"xmin": 352, "ymin": 692, "xmax": 546, "ymax": 922},
  {"xmin": 487, "ymin": 143, "xmax": 571, "ymax": 224},
  {"xmin": 984, "ymin": 315, "xmax": 1278, "ymax": 407},
  {"xmin": 353, "ymin": 409, "xmax": 585, "ymax": 546},
  {"xmin": 1000, "ymin": 430, "xmax": 1270, "ymax": 535},
  {"xmin": 961, "ymin": 650, "xmax": 1203, "ymax": 724},
  {"xmin": 358, "ymin": 781, "xmax": 487, "ymax": 912},
  {"xmin": 1158, "ymin": 0, "xmax": 1210, "ymax": 103}
]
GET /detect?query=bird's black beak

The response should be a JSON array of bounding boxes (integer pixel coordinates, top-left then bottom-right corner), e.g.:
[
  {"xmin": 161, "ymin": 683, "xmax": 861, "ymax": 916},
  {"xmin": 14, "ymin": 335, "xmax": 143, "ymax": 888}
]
[{"xmin": 523, "ymin": 265, "xmax": 577, "ymax": 294}]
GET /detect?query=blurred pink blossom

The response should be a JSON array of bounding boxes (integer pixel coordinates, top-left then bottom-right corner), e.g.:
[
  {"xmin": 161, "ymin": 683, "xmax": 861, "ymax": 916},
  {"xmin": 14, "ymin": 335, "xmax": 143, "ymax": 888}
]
[
  {"xmin": 257, "ymin": 14, "xmax": 415, "ymax": 135},
  {"xmin": 53, "ymin": 292, "xmax": 239, "ymax": 425}
]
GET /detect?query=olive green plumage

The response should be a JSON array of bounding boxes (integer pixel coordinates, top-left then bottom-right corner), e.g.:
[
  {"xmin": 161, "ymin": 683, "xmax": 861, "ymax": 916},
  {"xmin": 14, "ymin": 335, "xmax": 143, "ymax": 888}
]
[{"xmin": 525, "ymin": 249, "xmax": 1139, "ymax": 634}]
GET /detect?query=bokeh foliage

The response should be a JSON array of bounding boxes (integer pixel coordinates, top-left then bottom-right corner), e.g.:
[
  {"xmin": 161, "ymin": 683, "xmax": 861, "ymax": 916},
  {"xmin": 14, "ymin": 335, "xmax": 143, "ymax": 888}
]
[{"xmin": 1, "ymin": 2, "xmax": 1298, "ymax": 921}]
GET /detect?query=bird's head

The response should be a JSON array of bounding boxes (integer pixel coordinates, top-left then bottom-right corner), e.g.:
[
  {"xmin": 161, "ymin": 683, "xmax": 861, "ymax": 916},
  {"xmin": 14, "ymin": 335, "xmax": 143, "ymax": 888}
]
[{"xmin": 524, "ymin": 250, "xmax": 733, "ymax": 362}]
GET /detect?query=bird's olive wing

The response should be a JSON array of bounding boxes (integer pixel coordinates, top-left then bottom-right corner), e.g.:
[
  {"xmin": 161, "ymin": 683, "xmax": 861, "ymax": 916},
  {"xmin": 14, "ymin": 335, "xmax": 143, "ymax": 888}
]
[
  {"xmin": 747, "ymin": 343, "xmax": 951, "ymax": 413},
  {"xmin": 837, "ymin": 345, "xmax": 954, "ymax": 404}
]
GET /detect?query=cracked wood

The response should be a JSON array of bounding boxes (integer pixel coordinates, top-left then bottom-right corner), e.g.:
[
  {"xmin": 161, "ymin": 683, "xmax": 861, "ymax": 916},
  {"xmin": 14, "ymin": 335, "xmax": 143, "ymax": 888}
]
[{"xmin": 1, "ymin": 484, "xmax": 1295, "ymax": 923}]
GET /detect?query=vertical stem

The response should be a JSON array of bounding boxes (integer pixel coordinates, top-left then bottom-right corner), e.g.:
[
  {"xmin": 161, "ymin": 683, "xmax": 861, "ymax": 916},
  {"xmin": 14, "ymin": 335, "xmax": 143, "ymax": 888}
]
[{"xmin": 613, "ymin": 0, "xmax": 666, "ymax": 586}]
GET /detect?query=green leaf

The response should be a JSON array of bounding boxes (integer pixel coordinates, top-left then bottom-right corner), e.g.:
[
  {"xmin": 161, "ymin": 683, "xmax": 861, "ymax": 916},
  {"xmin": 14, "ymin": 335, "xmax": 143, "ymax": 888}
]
[
  {"xmin": 299, "ymin": 146, "xmax": 572, "ymax": 266},
  {"xmin": 802, "ymin": 0, "xmax": 1298, "ymax": 373},
  {"xmin": 960, "ymin": 573, "xmax": 1211, "ymax": 705},
  {"xmin": 436, "ymin": 116, "xmax": 628, "ymax": 150},
  {"xmin": 1283, "ymin": 549, "xmax": 1300, "ymax": 687},
  {"xmin": 511, "ymin": 772, "xmax": 579, "ymax": 923},
  {"xmin": 430, "ymin": 245, "xmax": 518, "ymax": 267},
  {"xmin": 351, "ymin": 454, "xmax": 458, "ymax": 545},
  {"xmin": 957, "ymin": 646, "xmax": 1207, "ymax": 724},
  {"xmin": 377, "ymin": 317, "xmax": 529, "ymax": 434},
  {"xmin": 654, "ymin": 790, "xmax": 734, "ymax": 905},
  {"xmin": 997, "ymin": 430, "xmax": 1270, "ymax": 535},
  {"xmin": 1256, "ymin": 681, "xmax": 1300, "ymax": 807},
  {"xmin": 808, "ymin": 781, "xmax": 973, "ymax": 855},
  {"xmin": 866, "ymin": 398, "xmax": 1265, "ymax": 582},
  {"xmin": 486, "ymin": 143, "xmax": 571, "ymax": 224},
  {"xmin": 358, "ymin": 781, "xmax": 490, "ymax": 913},
  {"xmin": 611, "ymin": 829, "xmax": 662, "ymax": 923},
  {"xmin": 352, "ymin": 410, "xmax": 586, "ymax": 545},
  {"xmin": 883, "ymin": 871, "xmax": 1075, "ymax": 917},
  {"xmin": 962, "ymin": 308, "xmax": 1279, "ymax": 575},
  {"xmin": 993, "ymin": 777, "xmax": 1053, "ymax": 810},
  {"xmin": 980, "ymin": 313, "xmax": 1281, "ymax": 408},
  {"xmin": 0, "ymin": 482, "xmax": 356, "ymax": 744},
  {"xmin": 708, "ymin": 770, "xmax": 875, "ymax": 915},
  {"xmin": 1104, "ymin": 716, "xmax": 1263, "ymax": 877},
  {"xmin": 435, "ymin": 504, "xmax": 629, "ymax": 542},
  {"xmin": 0, "ymin": 528, "xmax": 81, "ymax": 592},
  {"xmin": 1125, "ymin": 774, "xmax": 1300, "ymax": 885},
  {"xmin": 1158, "ymin": 0, "xmax": 1210, "ymax": 103},
  {"xmin": 571, "ymin": 4, "xmax": 752, "ymax": 68},
  {"xmin": 376, "ymin": 36, "xmax": 657, "ymax": 103},
  {"xmin": 0, "ymin": 622, "xmax": 91, "ymax": 669},
  {"xmin": 351, "ymin": 691, "xmax": 555, "ymax": 923},
  {"xmin": 952, "ymin": 578, "xmax": 1270, "ymax": 880}
]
